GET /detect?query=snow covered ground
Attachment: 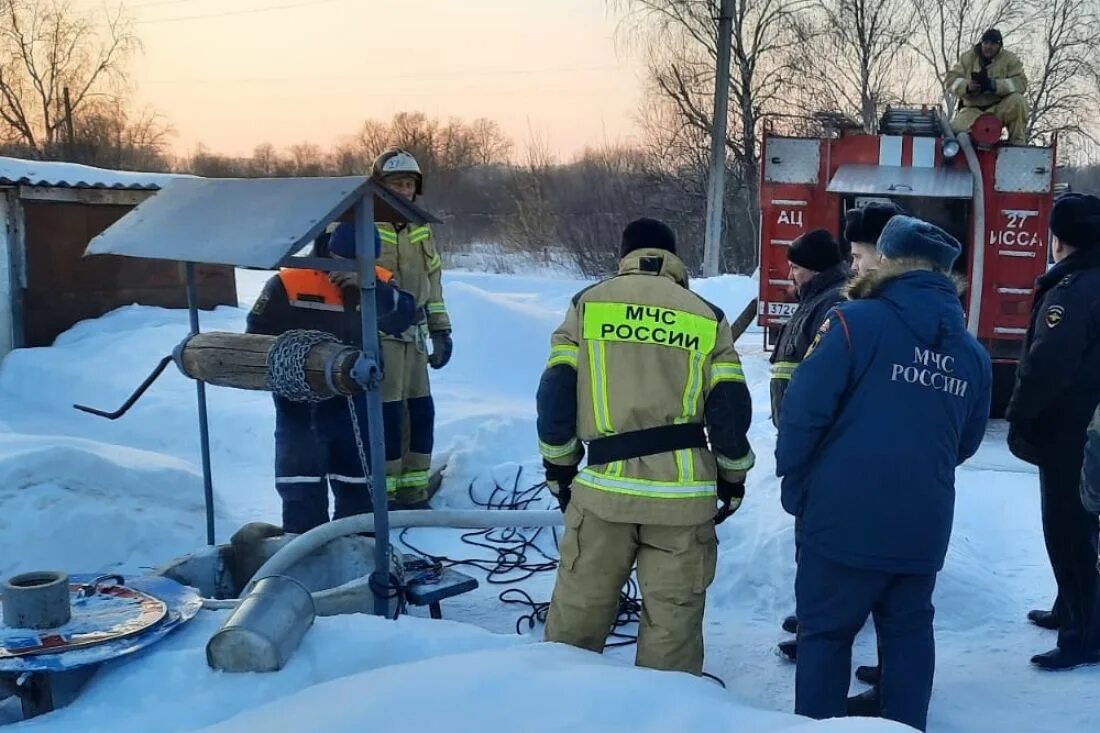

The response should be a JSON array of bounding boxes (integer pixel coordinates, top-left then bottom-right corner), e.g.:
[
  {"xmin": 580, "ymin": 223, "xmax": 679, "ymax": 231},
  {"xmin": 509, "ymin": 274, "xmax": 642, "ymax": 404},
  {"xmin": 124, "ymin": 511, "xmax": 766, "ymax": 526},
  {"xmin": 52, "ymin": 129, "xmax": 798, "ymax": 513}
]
[{"xmin": 0, "ymin": 262, "xmax": 1096, "ymax": 732}]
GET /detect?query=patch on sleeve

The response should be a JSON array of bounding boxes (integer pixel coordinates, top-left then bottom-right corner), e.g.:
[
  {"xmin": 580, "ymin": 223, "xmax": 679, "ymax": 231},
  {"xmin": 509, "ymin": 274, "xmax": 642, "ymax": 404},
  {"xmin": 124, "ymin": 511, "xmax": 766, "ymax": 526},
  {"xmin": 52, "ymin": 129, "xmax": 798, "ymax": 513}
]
[
  {"xmin": 250, "ymin": 292, "xmax": 269, "ymax": 316},
  {"xmin": 804, "ymin": 316, "xmax": 832, "ymax": 358},
  {"xmin": 1045, "ymin": 304, "xmax": 1065, "ymax": 328}
]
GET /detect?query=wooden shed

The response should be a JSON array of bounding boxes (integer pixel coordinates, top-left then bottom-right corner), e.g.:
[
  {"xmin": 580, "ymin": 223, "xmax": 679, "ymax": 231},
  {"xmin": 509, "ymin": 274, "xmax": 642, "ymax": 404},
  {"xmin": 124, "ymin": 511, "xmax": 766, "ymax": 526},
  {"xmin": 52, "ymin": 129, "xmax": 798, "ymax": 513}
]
[{"xmin": 0, "ymin": 157, "xmax": 237, "ymax": 359}]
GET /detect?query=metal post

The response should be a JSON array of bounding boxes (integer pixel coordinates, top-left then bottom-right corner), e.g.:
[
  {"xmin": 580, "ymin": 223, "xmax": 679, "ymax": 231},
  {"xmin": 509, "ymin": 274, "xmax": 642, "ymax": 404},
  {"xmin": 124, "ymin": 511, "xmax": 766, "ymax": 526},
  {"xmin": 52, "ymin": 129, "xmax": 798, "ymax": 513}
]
[
  {"xmin": 352, "ymin": 195, "xmax": 391, "ymax": 617},
  {"xmin": 185, "ymin": 263, "xmax": 216, "ymax": 546},
  {"xmin": 702, "ymin": 0, "xmax": 734, "ymax": 277}
]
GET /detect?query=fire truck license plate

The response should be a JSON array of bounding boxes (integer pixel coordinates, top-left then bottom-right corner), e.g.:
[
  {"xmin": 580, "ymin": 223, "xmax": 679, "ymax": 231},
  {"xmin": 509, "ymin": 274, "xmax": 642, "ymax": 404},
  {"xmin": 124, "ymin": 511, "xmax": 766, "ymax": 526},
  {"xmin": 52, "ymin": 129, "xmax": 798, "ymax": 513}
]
[{"xmin": 766, "ymin": 302, "xmax": 797, "ymax": 318}]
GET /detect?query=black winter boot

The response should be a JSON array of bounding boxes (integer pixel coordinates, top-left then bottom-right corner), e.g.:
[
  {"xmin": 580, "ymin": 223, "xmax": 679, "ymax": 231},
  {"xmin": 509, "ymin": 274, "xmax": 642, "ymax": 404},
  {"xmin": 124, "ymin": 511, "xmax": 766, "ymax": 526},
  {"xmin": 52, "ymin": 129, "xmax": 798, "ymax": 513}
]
[
  {"xmin": 1030, "ymin": 647, "xmax": 1100, "ymax": 670},
  {"xmin": 777, "ymin": 639, "xmax": 797, "ymax": 661},
  {"xmin": 855, "ymin": 664, "xmax": 881, "ymax": 684},
  {"xmin": 782, "ymin": 615, "xmax": 799, "ymax": 635},
  {"xmin": 846, "ymin": 686, "xmax": 881, "ymax": 717},
  {"xmin": 1027, "ymin": 609, "xmax": 1060, "ymax": 630}
]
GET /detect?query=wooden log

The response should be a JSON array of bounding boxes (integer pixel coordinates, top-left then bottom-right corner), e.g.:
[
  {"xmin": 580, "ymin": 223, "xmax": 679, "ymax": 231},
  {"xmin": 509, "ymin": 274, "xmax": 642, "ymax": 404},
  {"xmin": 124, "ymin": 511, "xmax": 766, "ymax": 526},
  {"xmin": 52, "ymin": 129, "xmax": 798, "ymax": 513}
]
[
  {"xmin": 729, "ymin": 297, "xmax": 759, "ymax": 342},
  {"xmin": 175, "ymin": 332, "xmax": 362, "ymax": 397}
]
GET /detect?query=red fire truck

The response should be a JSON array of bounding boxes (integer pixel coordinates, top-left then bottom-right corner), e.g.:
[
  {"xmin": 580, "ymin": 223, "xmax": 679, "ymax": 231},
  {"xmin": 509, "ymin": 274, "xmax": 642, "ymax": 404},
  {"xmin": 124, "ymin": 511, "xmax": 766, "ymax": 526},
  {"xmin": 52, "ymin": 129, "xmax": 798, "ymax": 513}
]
[{"xmin": 756, "ymin": 106, "xmax": 1059, "ymax": 416}]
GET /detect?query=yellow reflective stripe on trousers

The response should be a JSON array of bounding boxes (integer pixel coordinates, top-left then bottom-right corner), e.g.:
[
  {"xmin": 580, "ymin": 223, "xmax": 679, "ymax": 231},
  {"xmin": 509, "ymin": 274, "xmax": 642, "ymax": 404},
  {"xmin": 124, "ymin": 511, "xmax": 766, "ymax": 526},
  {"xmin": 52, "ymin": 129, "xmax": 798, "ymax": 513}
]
[
  {"xmin": 717, "ymin": 448, "xmax": 756, "ymax": 472},
  {"xmin": 710, "ymin": 362, "xmax": 746, "ymax": 389},
  {"xmin": 547, "ymin": 343, "xmax": 578, "ymax": 368},
  {"xmin": 398, "ymin": 470, "xmax": 430, "ymax": 489},
  {"xmin": 575, "ymin": 468, "xmax": 715, "ymax": 499},
  {"xmin": 582, "ymin": 302, "xmax": 717, "ymax": 354},
  {"xmin": 587, "ymin": 340, "xmax": 613, "ymax": 434},
  {"xmin": 386, "ymin": 476, "xmax": 399, "ymax": 494},
  {"xmin": 771, "ymin": 361, "xmax": 798, "ymax": 380},
  {"xmin": 675, "ymin": 351, "xmax": 705, "ymax": 482},
  {"xmin": 539, "ymin": 437, "xmax": 578, "ymax": 460}
]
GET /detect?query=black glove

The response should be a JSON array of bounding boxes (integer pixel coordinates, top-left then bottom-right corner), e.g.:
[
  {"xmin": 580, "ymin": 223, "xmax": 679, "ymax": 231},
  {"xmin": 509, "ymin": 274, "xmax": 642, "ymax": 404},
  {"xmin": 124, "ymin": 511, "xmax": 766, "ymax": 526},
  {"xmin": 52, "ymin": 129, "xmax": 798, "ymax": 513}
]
[
  {"xmin": 982, "ymin": 75, "xmax": 997, "ymax": 93},
  {"xmin": 428, "ymin": 331, "xmax": 453, "ymax": 369},
  {"xmin": 715, "ymin": 478, "xmax": 745, "ymax": 525},
  {"xmin": 544, "ymin": 459, "xmax": 578, "ymax": 512}
]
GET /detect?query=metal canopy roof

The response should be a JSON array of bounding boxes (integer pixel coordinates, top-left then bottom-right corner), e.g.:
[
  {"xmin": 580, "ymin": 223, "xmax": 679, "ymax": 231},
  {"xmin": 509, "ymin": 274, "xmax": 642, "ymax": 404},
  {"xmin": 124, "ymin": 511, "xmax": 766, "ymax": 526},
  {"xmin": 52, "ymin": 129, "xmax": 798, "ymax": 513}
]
[
  {"xmin": 84, "ymin": 176, "xmax": 441, "ymax": 269},
  {"xmin": 0, "ymin": 155, "xmax": 184, "ymax": 190},
  {"xmin": 827, "ymin": 164, "xmax": 973, "ymax": 199}
]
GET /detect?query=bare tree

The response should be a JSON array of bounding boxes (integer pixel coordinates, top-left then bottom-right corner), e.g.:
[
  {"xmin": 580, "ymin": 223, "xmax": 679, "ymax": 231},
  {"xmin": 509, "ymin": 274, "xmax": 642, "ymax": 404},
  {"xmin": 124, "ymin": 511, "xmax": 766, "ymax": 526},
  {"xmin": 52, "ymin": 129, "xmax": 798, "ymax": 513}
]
[
  {"xmin": 1019, "ymin": 0, "xmax": 1100, "ymax": 144},
  {"xmin": 0, "ymin": 0, "xmax": 138, "ymax": 154},
  {"xmin": 612, "ymin": 0, "xmax": 813, "ymax": 270},
  {"xmin": 794, "ymin": 0, "xmax": 920, "ymax": 132}
]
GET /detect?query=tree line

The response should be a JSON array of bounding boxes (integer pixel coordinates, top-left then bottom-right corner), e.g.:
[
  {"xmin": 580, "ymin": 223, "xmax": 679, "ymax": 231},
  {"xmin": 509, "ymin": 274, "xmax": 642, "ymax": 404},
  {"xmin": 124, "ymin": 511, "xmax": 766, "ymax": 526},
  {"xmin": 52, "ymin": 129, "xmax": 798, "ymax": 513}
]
[{"xmin": 3, "ymin": 0, "xmax": 1100, "ymax": 277}]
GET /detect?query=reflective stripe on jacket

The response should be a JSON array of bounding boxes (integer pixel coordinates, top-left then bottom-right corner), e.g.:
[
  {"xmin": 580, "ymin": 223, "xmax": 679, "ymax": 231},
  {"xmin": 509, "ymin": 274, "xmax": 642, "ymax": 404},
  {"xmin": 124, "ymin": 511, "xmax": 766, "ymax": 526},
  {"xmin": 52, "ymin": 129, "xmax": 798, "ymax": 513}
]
[{"xmin": 536, "ymin": 248, "xmax": 755, "ymax": 526}]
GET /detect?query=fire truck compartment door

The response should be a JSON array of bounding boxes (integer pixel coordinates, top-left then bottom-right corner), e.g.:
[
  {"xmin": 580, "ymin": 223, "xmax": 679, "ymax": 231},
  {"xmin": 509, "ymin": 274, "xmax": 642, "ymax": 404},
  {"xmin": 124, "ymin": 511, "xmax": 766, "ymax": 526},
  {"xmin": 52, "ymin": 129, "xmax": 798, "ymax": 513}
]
[{"xmin": 827, "ymin": 164, "xmax": 973, "ymax": 199}]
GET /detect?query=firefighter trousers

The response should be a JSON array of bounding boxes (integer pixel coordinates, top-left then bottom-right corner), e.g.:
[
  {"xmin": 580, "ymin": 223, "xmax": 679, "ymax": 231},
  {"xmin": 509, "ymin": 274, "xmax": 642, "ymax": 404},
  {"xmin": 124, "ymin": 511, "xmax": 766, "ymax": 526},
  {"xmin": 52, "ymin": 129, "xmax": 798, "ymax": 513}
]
[
  {"xmin": 544, "ymin": 501, "xmax": 718, "ymax": 676},
  {"xmin": 273, "ymin": 395, "xmax": 375, "ymax": 534},
  {"xmin": 381, "ymin": 334, "xmax": 434, "ymax": 506},
  {"xmin": 950, "ymin": 93, "xmax": 1028, "ymax": 145},
  {"xmin": 795, "ymin": 547, "xmax": 936, "ymax": 732}
]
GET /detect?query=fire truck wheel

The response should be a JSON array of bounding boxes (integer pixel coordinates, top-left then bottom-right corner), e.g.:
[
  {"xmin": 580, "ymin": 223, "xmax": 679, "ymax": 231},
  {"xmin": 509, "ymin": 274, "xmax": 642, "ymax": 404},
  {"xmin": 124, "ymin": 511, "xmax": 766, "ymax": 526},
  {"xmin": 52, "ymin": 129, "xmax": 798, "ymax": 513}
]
[{"xmin": 989, "ymin": 362, "xmax": 1018, "ymax": 420}]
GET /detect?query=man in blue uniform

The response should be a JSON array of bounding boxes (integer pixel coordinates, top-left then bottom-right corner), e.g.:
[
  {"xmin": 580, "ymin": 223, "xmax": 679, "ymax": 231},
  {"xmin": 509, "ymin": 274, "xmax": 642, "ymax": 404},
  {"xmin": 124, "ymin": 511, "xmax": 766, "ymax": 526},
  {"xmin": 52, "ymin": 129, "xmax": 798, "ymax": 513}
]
[
  {"xmin": 776, "ymin": 216, "xmax": 991, "ymax": 731},
  {"xmin": 246, "ymin": 222, "xmax": 417, "ymax": 533},
  {"xmin": 1006, "ymin": 192, "xmax": 1100, "ymax": 670}
]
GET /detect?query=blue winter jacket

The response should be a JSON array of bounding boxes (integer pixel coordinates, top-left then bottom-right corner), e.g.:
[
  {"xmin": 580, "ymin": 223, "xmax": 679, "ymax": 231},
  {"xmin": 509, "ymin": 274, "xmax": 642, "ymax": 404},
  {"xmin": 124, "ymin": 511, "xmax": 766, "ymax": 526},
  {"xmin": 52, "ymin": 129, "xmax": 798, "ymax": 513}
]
[{"xmin": 775, "ymin": 264, "xmax": 992, "ymax": 574}]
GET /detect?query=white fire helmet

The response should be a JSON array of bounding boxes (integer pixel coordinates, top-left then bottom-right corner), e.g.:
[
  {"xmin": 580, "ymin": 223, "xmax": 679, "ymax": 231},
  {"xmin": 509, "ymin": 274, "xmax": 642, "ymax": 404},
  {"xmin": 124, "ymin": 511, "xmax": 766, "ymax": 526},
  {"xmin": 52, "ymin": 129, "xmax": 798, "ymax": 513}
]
[{"xmin": 372, "ymin": 148, "xmax": 423, "ymax": 195}]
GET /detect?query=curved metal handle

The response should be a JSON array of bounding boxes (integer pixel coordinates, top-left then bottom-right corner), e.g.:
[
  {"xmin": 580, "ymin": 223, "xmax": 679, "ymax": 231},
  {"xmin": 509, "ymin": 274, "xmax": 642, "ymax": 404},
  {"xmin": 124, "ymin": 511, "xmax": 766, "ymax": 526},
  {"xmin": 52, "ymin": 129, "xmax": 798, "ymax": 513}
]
[{"xmin": 72, "ymin": 355, "xmax": 173, "ymax": 420}]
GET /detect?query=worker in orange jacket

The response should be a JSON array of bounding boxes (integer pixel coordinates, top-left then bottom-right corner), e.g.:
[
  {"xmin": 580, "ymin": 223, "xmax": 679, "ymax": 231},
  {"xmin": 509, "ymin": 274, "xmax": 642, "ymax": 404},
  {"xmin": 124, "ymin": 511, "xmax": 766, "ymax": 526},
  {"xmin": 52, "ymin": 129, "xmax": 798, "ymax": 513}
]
[{"xmin": 246, "ymin": 222, "xmax": 416, "ymax": 533}]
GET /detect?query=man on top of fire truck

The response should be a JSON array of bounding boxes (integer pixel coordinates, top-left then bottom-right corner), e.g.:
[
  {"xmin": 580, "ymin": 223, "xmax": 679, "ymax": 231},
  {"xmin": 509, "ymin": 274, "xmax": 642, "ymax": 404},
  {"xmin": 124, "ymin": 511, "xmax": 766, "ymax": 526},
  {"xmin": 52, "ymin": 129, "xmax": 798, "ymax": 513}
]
[{"xmin": 945, "ymin": 28, "xmax": 1028, "ymax": 145}]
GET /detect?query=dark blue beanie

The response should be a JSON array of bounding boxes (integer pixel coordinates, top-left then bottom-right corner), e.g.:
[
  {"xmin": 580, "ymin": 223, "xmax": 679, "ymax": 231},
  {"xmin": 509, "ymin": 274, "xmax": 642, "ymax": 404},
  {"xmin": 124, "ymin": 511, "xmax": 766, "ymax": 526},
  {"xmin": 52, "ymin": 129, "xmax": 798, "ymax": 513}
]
[
  {"xmin": 329, "ymin": 221, "xmax": 382, "ymax": 259},
  {"xmin": 1050, "ymin": 192, "xmax": 1100, "ymax": 249},
  {"xmin": 621, "ymin": 217, "xmax": 676, "ymax": 258},
  {"xmin": 877, "ymin": 215, "xmax": 961, "ymax": 271}
]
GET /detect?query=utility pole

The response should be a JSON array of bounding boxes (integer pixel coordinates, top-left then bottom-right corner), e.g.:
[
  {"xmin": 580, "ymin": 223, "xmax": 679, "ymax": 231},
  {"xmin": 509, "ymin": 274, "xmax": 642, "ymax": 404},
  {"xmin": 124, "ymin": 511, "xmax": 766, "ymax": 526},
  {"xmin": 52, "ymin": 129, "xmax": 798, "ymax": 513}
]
[
  {"xmin": 702, "ymin": 0, "xmax": 734, "ymax": 277},
  {"xmin": 63, "ymin": 87, "xmax": 76, "ymax": 158}
]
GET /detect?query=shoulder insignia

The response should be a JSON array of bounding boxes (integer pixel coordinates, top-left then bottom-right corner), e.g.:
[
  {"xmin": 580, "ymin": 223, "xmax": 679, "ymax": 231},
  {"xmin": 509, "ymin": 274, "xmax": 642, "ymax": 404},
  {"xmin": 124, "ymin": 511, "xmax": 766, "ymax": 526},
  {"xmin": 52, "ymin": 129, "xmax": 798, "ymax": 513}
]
[
  {"xmin": 804, "ymin": 317, "xmax": 832, "ymax": 358},
  {"xmin": 1059, "ymin": 273, "xmax": 1076, "ymax": 288},
  {"xmin": 250, "ymin": 292, "xmax": 269, "ymax": 316},
  {"xmin": 1046, "ymin": 304, "xmax": 1065, "ymax": 328}
]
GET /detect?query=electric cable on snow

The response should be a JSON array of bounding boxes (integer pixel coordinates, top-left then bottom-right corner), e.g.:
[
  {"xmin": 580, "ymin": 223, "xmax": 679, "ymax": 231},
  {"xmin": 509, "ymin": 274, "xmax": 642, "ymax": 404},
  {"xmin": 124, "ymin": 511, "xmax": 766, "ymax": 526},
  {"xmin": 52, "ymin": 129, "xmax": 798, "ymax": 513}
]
[{"xmin": 397, "ymin": 466, "xmax": 643, "ymax": 645}]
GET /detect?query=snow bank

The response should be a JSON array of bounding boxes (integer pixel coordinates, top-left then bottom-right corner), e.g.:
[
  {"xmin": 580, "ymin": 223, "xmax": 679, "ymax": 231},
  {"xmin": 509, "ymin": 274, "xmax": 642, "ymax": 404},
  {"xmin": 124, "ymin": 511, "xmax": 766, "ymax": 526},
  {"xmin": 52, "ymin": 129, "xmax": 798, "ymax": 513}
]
[{"xmin": 11, "ymin": 613, "xmax": 905, "ymax": 733}]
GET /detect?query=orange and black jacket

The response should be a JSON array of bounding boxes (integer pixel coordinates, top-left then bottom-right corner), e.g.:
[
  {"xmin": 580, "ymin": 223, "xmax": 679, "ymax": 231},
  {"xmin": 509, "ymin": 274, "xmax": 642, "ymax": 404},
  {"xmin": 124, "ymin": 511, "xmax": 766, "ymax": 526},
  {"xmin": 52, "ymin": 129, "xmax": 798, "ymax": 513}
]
[{"xmin": 245, "ymin": 265, "xmax": 417, "ymax": 345}]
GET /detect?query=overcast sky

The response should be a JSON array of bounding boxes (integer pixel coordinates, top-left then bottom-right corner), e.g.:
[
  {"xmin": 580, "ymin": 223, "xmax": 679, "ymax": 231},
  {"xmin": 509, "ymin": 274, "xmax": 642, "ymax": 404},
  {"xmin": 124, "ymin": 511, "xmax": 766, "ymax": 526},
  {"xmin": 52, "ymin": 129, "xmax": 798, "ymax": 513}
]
[{"xmin": 80, "ymin": 0, "xmax": 645, "ymax": 159}]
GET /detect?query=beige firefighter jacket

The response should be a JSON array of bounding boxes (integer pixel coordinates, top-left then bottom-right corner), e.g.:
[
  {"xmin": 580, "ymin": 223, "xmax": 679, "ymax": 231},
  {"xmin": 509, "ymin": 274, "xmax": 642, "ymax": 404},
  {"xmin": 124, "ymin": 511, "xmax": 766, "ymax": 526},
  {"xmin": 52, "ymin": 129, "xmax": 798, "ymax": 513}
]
[
  {"xmin": 537, "ymin": 248, "xmax": 755, "ymax": 526},
  {"xmin": 376, "ymin": 222, "xmax": 451, "ymax": 341},
  {"xmin": 945, "ymin": 46, "xmax": 1028, "ymax": 110}
]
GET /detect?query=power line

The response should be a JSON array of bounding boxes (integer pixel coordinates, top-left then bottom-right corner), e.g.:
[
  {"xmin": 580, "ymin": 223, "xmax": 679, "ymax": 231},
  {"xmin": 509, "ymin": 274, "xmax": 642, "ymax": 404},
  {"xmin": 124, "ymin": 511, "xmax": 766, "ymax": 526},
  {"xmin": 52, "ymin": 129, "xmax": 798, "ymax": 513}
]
[
  {"xmin": 141, "ymin": 64, "xmax": 625, "ymax": 84},
  {"xmin": 134, "ymin": 0, "xmax": 347, "ymax": 24}
]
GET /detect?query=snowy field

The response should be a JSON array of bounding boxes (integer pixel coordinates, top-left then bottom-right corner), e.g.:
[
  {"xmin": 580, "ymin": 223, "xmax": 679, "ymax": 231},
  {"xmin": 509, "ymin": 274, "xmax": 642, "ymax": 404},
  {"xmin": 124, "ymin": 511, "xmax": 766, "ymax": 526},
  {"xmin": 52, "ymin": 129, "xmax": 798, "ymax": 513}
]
[{"xmin": 0, "ymin": 260, "xmax": 1096, "ymax": 732}]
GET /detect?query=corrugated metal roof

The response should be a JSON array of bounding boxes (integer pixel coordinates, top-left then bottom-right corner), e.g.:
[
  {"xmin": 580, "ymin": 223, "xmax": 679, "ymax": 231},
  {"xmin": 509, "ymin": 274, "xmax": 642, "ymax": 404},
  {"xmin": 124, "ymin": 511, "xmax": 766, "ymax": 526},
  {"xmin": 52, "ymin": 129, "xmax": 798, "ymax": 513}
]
[
  {"xmin": 85, "ymin": 176, "xmax": 439, "ymax": 268},
  {"xmin": 827, "ymin": 163, "xmax": 973, "ymax": 199},
  {"xmin": 0, "ymin": 155, "xmax": 185, "ymax": 190}
]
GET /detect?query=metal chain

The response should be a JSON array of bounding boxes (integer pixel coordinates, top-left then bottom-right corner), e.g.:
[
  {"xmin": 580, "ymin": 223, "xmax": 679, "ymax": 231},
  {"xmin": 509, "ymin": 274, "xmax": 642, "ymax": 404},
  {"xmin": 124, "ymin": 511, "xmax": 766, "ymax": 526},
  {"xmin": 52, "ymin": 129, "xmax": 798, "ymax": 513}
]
[
  {"xmin": 345, "ymin": 393, "xmax": 373, "ymax": 495},
  {"xmin": 265, "ymin": 329, "xmax": 340, "ymax": 402}
]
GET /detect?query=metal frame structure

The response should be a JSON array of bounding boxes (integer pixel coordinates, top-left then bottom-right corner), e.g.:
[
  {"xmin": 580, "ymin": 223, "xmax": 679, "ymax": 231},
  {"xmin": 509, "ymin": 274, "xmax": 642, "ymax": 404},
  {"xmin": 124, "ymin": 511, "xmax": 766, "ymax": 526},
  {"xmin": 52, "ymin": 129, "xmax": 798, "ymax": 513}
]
[{"xmin": 83, "ymin": 176, "xmax": 440, "ymax": 617}]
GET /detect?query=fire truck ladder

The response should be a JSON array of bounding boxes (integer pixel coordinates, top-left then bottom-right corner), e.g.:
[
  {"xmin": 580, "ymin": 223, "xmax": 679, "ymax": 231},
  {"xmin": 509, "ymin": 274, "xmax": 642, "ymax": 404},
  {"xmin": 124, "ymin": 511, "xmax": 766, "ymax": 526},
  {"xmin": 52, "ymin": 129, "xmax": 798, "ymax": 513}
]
[{"xmin": 878, "ymin": 106, "xmax": 943, "ymax": 137}]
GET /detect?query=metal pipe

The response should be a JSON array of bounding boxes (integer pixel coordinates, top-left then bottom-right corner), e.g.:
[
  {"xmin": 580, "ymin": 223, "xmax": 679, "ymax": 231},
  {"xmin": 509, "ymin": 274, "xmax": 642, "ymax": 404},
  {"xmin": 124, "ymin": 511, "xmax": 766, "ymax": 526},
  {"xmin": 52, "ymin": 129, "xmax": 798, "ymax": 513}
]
[
  {"xmin": 352, "ymin": 195, "xmax": 391, "ymax": 617},
  {"xmin": 186, "ymin": 263, "xmax": 217, "ymax": 546},
  {"xmin": 702, "ymin": 0, "xmax": 734, "ymax": 277},
  {"xmin": 203, "ymin": 509, "xmax": 567, "ymax": 612},
  {"xmin": 957, "ymin": 133, "xmax": 985, "ymax": 337}
]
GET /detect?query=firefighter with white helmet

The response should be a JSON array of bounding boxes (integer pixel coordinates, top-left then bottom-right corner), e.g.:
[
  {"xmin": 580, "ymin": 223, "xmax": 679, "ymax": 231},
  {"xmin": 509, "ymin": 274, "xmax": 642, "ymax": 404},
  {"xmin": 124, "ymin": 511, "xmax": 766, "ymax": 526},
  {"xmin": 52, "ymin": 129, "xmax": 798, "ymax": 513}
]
[{"xmin": 372, "ymin": 147, "xmax": 453, "ymax": 508}]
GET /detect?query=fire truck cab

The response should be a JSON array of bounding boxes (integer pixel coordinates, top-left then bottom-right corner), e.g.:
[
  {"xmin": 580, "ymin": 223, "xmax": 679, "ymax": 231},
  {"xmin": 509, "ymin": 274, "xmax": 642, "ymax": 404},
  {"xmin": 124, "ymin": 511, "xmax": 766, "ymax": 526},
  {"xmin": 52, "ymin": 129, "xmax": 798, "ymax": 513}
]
[{"xmin": 756, "ymin": 106, "xmax": 1058, "ymax": 417}]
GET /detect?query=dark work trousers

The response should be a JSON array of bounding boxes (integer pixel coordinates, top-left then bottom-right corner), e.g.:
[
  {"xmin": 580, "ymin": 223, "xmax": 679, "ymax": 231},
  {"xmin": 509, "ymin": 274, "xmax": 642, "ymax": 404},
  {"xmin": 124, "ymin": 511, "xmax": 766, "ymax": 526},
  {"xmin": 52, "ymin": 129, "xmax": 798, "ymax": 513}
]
[
  {"xmin": 273, "ymin": 394, "xmax": 375, "ymax": 533},
  {"xmin": 795, "ymin": 547, "xmax": 937, "ymax": 732},
  {"xmin": 1038, "ymin": 444, "xmax": 1100, "ymax": 653}
]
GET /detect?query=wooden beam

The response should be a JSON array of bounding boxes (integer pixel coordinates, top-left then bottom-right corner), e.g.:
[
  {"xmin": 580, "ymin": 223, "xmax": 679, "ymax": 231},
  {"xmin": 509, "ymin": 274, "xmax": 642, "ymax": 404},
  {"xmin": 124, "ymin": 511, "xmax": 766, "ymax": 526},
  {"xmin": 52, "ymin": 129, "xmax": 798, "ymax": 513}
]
[{"xmin": 17, "ymin": 186, "xmax": 155, "ymax": 206}]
